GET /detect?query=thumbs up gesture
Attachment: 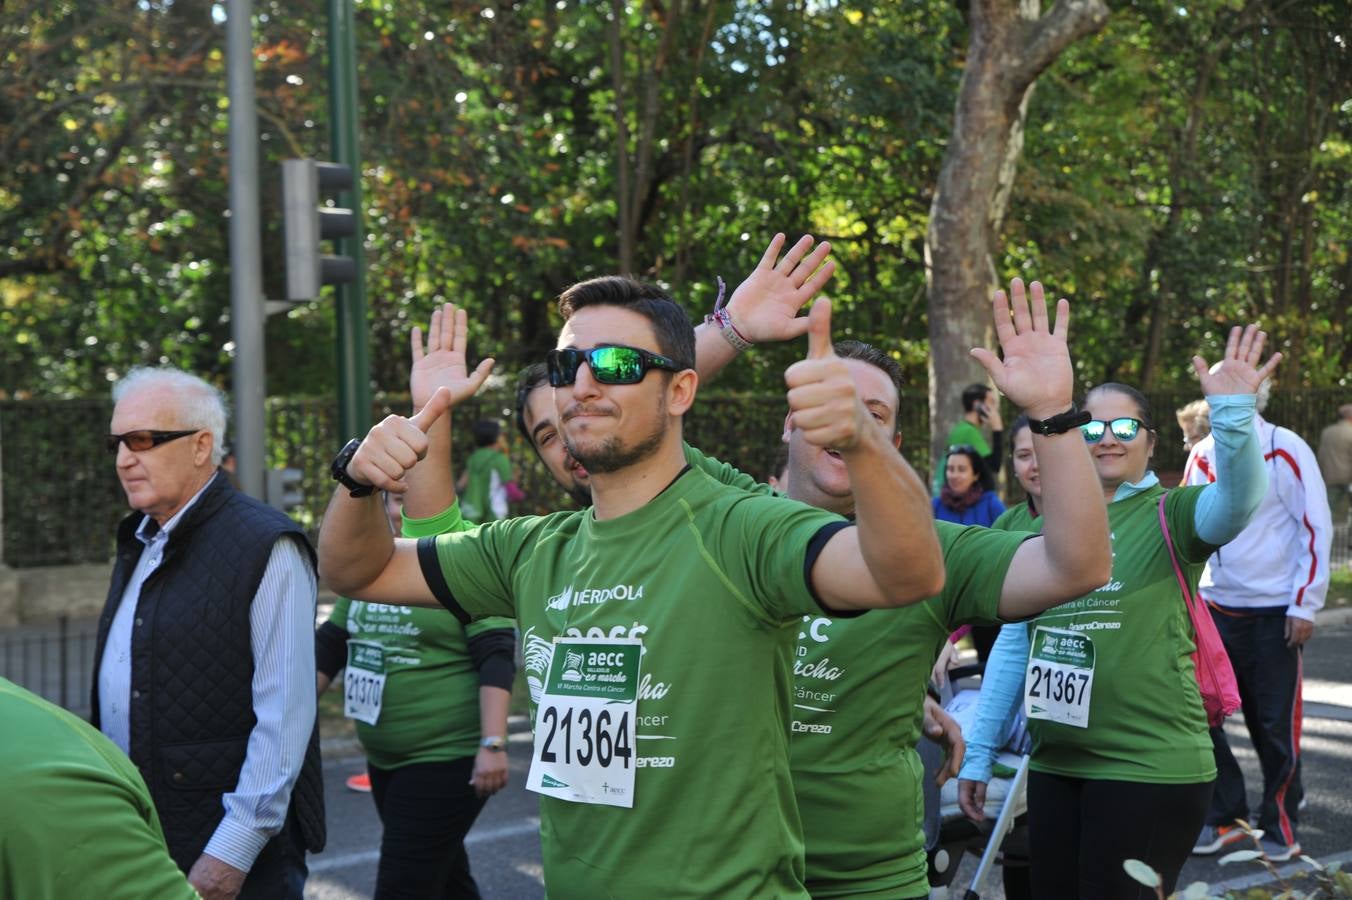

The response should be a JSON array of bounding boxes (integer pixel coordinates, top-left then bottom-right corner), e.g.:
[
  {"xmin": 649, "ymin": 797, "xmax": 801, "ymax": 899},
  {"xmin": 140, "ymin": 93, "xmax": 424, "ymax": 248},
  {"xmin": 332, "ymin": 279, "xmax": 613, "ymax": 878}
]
[
  {"xmin": 343, "ymin": 386, "xmax": 455, "ymax": 494},
  {"xmin": 784, "ymin": 300, "xmax": 872, "ymax": 452}
]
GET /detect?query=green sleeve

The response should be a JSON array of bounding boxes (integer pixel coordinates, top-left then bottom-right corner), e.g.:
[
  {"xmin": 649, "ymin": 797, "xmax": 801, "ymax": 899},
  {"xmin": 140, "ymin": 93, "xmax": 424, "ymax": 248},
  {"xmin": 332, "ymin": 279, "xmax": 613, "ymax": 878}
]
[
  {"xmin": 326, "ymin": 595, "xmax": 351, "ymax": 628},
  {"xmin": 466, "ymin": 616, "xmax": 518, "ymax": 637},
  {"xmin": 493, "ymin": 450, "xmax": 513, "ymax": 480},
  {"xmin": 402, "ymin": 499, "xmax": 474, "ymax": 538},
  {"xmin": 684, "ymin": 442, "xmax": 777, "ymax": 496},
  {"xmin": 429, "ymin": 515, "xmax": 555, "ymax": 620},
  {"xmin": 1164, "ymin": 485, "xmax": 1219, "ymax": 565},
  {"xmin": 934, "ymin": 520, "xmax": 1032, "ymax": 628},
  {"xmin": 719, "ymin": 494, "xmax": 847, "ymax": 623},
  {"xmin": 0, "ymin": 692, "xmax": 198, "ymax": 899}
]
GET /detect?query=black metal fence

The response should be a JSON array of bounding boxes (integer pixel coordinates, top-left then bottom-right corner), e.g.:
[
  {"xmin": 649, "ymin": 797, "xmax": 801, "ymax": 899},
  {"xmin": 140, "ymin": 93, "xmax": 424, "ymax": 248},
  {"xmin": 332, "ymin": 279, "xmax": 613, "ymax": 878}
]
[
  {"xmin": 0, "ymin": 616, "xmax": 98, "ymax": 717},
  {"xmin": 2, "ymin": 387, "xmax": 1348, "ymax": 568}
]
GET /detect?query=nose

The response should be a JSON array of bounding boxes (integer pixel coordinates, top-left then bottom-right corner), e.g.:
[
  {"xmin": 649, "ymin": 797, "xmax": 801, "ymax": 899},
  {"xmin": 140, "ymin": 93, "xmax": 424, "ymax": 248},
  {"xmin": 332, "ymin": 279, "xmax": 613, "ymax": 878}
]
[
  {"xmin": 115, "ymin": 441, "xmax": 137, "ymax": 467},
  {"xmin": 570, "ymin": 359, "xmax": 601, "ymax": 401}
]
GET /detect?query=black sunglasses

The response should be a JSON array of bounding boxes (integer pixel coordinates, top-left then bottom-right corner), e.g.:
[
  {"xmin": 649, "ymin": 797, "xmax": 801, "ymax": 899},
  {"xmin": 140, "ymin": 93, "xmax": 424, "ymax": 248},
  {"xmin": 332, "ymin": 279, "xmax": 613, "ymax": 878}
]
[
  {"xmin": 106, "ymin": 429, "xmax": 199, "ymax": 454},
  {"xmin": 1080, "ymin": 417, "xmax": 1146, "ymax": 443},
  {"xmin": 545, "ymin": 345, "xmax": 683, "ymax": 387}
]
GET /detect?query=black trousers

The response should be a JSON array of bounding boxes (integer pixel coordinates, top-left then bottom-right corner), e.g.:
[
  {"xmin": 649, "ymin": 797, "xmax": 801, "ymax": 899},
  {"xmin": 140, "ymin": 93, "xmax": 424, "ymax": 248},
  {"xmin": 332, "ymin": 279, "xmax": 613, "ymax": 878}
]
[
  {"xmin": 1206, "ymin": 609, "xmax": 1304, "ymax": 845},
  {"xmin": 1027, "ymin": 771, "xmax": 1212, "ymax": 900},
  {"xmin": 368, "ymin": 757, "xmax": 489, "ymax": 900}
]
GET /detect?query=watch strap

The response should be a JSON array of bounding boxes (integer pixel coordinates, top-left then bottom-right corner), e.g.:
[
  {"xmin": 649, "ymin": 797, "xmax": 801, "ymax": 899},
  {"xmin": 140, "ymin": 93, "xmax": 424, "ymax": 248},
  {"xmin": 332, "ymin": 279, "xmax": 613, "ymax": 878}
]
[
  {"xmin": 331, "ymin": 438, "xmax": 376, "ymax": 498},
  {"xmin": 1027, "ymin": 407, "xmax": 1092, "ymax": 436}
]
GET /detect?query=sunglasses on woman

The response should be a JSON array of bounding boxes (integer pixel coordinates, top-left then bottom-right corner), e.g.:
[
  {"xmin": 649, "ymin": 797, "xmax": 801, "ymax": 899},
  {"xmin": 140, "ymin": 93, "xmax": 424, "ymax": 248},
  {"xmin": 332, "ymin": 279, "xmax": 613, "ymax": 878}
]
[
  {"xmin": 1080, "ymin": 417, "xmax": 1146, "ymax": 443},
  {"xmin": 545, "ymin": 345, "xmax": 683, "ymax": 387},
  {"xmin": 105, "ymin": 429, "xmax": 200, "ymax": 454}
]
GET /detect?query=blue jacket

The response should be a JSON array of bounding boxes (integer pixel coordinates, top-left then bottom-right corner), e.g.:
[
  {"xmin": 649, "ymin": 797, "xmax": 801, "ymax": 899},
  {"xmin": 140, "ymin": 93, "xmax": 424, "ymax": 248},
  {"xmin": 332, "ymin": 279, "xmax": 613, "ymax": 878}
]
[{"xmin": 932, "ymin": 489, "xmax": 1005, "ymax": 527}]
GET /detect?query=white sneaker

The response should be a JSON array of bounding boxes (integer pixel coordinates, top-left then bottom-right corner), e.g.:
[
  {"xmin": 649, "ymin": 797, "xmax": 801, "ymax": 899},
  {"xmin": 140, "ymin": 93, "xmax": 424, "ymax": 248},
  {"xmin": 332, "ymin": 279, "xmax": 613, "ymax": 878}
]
[{"xmin": 1258, "ymin": 836, "xmax": 1301, "ymax": 863}]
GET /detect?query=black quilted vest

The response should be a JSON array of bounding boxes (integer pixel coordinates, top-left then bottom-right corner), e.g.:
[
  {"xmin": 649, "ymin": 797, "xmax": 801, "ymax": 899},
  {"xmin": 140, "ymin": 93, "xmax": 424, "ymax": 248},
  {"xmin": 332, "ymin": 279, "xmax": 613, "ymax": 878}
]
[{"xmin": 91, "ymin": 470, "xmax": 326, "ymax": 871}]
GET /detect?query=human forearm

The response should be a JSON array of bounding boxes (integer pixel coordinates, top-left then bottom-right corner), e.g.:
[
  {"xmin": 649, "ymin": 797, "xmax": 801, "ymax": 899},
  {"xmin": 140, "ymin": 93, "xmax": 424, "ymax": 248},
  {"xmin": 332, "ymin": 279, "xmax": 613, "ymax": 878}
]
[
  {"xmin": 1194, "ymin": 395, "xmax": 1264, "ymax": 545},
  {"xmin": 318, "ymin": 487, "xmax": 397, "ymax": 595},
  {"xmin": 998, "ymin": 428, "xmax": 1111, "ymax": 619},
  {"xmin": 844, "ymin": 428, "xmax": 945, "ymax": 604},
  {"xmin": 479, "ymin": 685, "xmax": 511, "ymax": 742},
  {"xmin": 956, "ymin": 622, "xmax": 1029, "ymax": 783},
  {"xmin": 402, "ymin": 412, "xmax": 457, "ymax": 520},
  {"xmin": 208, "ymin": 543, "xmax": 316, "ymax": 871}
]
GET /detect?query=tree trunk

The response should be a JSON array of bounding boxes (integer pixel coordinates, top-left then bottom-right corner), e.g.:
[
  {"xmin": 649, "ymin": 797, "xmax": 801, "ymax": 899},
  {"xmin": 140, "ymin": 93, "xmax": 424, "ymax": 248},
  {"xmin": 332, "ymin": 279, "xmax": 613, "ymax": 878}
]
[{"xmin": 925, "ymin": 0, "xmax": 1108, "ymax": 481}]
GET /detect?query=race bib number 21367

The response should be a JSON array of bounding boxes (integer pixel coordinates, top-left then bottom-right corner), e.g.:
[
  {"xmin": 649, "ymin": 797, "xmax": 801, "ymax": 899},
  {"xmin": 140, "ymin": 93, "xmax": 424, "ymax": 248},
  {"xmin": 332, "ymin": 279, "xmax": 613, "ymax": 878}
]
[
  {"xmin": 1024, "ymin": 626, "xmax": 1095, "ymax": 729},
  {"xmin": 526, "ymin": 638, "xmax": 641, "ymax": 808}
]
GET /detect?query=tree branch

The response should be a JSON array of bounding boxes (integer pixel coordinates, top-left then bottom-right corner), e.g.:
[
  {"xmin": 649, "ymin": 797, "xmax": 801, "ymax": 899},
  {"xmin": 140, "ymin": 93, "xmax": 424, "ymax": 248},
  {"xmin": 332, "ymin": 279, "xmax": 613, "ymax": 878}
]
[{"xmin": 1010, "ymin": 0, "xmax": 1110, "ymax": 90}]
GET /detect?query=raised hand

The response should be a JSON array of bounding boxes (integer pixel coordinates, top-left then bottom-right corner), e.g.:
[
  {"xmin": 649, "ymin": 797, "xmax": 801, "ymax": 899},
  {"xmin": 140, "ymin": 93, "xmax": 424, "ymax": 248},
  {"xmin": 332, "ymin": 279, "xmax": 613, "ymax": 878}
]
[
  {"xmin": 784, "ymin": 300, "xmax": 871, "ymax": 452},
  {"xmin": 1194, "ymin": 324, "xmax": 1282, "ymax": 396},
  {"xmin": 409, "ymin": 303, "xmax": 495, "ymax": 411},
  {"xmin": 725, "ymin": 233, "xmax": 836, "ymax": 343},
  {"xmin": 969, "ymin": 278, "xmax": 1073, "ymax": 421},
  {"xmin": 345, "ymin": 387, "xmax": 454, "ymax": 494}
]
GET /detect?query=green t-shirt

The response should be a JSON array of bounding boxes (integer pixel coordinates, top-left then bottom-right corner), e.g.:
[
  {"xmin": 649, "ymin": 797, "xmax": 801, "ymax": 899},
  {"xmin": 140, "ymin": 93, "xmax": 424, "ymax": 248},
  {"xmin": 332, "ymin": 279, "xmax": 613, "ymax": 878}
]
[
  {"xmin": 933, "ymin": 420, "xmax": 991, "ymax": 494},
  {"xmin": 0, "ymin": 678, "xmax": 198, "ymax": 899},
  {"xmin": 790, "ymin": 521, "xmax": 1028, "ymax": 898},
  {"xmin": 462, "ymin": 446, "xmax": 512, "ymax": 522},
  {"xmin": 1024, "ymin": 484, "xmax": 1219, "ymax": 783},
  {"xmin": 422, "ymin": 466, "xmax": 848, "ymax": 899},
  {"xmin": 992, "ymin": 499, "xmax": 1038, "ymax": 534},
  {"xmin": 328, "ymin": 502, "xmax": 515, "ymax": 768}
]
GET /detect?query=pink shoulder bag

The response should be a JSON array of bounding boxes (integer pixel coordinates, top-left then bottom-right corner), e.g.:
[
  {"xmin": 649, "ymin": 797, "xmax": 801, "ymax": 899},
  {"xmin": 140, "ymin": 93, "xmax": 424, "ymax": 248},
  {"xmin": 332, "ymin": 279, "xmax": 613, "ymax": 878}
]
[{"xmin": 1157, "ymin": 494, "xmax": 1241, "ymax": 727}]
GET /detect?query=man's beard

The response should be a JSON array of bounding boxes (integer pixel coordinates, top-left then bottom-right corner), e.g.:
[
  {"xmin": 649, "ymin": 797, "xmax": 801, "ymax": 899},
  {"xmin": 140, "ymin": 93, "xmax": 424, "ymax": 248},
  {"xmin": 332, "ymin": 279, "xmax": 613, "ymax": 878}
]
[{"xmin": 563, "ymin": 396, "xmax": 668, "ymax": 475}]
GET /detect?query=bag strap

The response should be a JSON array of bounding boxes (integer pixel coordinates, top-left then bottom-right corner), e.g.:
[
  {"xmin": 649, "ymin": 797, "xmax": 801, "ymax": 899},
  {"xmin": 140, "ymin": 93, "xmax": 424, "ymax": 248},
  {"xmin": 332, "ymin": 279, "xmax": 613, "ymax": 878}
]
[{"xmin": 1157, "ymin": 494, "xmax": 1199, "ymax": 615}]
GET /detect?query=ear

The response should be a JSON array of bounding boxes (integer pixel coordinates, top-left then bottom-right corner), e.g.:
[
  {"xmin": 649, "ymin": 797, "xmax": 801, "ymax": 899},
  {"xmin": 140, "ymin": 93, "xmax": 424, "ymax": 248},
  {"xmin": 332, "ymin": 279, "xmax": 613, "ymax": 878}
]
[
  {"xmin": 667, "ymin": 369, "xmax": 699, "ymax": 416},
  {"xmin": 781, "ymin": 411, "xmax": 794, "ymax": 444},
  {"xmin": 890, "ymin": 432, "xmax": 902, "ymax": 451},
  {"xmin": 195, "ymin": 431, "xmax": 214, "ymax": 468}
]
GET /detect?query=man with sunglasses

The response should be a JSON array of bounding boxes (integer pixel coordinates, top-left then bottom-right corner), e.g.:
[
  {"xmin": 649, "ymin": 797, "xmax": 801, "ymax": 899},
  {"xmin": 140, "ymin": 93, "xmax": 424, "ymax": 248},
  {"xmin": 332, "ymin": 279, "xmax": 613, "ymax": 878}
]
[
  {"xmin": 93, "ymin": 368, "xmax": 324, "ymax": 900},
  {"xmin": 318, "ymin": 273, "xmax": 945, "ymax": 898}
]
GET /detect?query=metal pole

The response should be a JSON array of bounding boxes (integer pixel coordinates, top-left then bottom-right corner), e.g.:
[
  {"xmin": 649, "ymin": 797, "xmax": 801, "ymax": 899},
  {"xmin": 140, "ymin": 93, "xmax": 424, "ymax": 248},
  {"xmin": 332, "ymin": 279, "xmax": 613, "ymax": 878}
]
[
  {"xmin": 227, "ymin": 0, "xmax": 266, "ymax": 499},
  {"xmin": 327, "ymin": 0, "xmax": 371, "ymax": 439}
]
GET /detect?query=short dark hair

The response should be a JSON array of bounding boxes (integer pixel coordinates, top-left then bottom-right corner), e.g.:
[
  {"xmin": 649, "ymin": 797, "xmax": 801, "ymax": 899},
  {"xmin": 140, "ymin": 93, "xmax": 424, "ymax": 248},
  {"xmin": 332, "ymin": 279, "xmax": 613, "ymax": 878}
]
[
  {"xmin": 557, "ymin": 276, "xmax": 696, "ymax": 371},
  {"xmin": 515, "ymin": 363, "xmax": 550, "ymax": 446},
  {"xmin": 961, "ymin": 383, "xmax": 991, "ymax": 412},
  {"xmin": 471, "ymin": 419, "xmax": 501, "ymax": 448},
  {"xmin": 1085, "ymin": 382, "xmax": 1156, "ymax": 433},
  {"xmin": 834, "ymin": 340, "xmax": 904, "ymax": 432}
]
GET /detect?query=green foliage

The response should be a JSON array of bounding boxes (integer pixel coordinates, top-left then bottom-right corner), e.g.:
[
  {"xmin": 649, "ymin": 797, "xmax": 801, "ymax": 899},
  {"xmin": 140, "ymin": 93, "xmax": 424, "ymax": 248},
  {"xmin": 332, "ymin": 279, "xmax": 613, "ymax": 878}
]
[{"xmin": 1, "ymin": 0, "xmax": 1348, "ymax": 402}]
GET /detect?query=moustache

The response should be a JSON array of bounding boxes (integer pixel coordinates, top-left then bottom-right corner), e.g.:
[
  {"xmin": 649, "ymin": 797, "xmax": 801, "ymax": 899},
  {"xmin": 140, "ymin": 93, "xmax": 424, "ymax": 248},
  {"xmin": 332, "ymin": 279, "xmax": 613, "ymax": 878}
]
[{"xmin": 561, "ymin": 404, "xmax": 616, "ymax": 422}]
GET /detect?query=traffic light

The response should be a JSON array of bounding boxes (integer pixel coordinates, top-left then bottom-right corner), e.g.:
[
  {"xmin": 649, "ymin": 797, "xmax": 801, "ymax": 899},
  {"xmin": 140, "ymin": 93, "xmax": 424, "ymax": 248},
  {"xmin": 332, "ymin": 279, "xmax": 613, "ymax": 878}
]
[
  {"xmin": 281, "ymin": 158, "xmax": 358, "ymax": 301},
  {"xmin": 265, "ymin": 467, "xmax": 305, "ymax": 512}
]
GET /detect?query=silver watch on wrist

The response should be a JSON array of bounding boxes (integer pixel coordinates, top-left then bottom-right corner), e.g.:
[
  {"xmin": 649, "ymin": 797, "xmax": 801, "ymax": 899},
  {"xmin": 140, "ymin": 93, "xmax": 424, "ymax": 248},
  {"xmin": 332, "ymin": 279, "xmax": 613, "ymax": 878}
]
[{"xmin": 480, "ymin": 736, "xmax": 507, "ymax": 752}]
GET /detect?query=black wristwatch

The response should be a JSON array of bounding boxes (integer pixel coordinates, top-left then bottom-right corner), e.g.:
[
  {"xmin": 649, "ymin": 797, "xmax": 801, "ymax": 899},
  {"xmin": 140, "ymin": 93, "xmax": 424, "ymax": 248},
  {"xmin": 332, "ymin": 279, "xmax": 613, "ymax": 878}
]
[
  {"xmin": 1026, "ymin": 407, "xmax": 1092, "ymax": 436},
  {"xmin": 330, "ymin": 438, "xmax": 377, "ymax": 497}
]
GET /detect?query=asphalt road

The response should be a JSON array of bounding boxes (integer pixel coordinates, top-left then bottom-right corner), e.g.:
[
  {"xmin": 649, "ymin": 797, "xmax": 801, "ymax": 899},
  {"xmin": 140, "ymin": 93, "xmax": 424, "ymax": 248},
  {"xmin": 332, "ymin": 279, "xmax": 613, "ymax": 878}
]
[{"xmin": 303, "ymin": 619, "xmax": 1352, "ymax": 899}]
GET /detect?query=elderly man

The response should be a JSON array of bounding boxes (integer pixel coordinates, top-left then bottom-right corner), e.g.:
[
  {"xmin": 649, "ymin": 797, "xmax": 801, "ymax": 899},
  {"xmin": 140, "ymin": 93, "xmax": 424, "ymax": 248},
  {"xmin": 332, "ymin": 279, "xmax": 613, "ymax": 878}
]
[{"xmin": 91, "ymin": 367, "xmax": 324, "ymax": 900}]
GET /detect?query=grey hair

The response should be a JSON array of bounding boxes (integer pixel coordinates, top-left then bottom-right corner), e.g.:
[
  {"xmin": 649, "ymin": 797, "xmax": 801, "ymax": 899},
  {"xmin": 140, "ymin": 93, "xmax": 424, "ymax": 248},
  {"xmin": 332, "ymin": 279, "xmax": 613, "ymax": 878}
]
[{"xmin": 112, "ymin": 367, "xmax": 228, "ymax": 465}]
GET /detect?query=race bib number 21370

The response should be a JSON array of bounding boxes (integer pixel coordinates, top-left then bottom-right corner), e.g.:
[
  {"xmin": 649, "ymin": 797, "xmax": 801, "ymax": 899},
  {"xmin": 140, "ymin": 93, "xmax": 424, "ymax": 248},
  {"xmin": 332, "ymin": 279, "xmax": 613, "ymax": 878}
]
[{"xmin": 526, "ymin": 638, "xmax": 640, "ymax": 808}]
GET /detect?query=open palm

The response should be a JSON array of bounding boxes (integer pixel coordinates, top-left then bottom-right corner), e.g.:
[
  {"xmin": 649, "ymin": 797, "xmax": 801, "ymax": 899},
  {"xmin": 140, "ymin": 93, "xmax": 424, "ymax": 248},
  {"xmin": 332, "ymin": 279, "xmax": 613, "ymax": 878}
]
[
  {"xmin": 409, "ymin": 303, "xmax": 495, "ymax": 410},
  {"xmin": 970, "ymin": 279, "xmax": 1073, "ymax": 420},
  {"xmin": 1194, "ymin": 324, "xmax": 1282, "ymax": 396}
]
